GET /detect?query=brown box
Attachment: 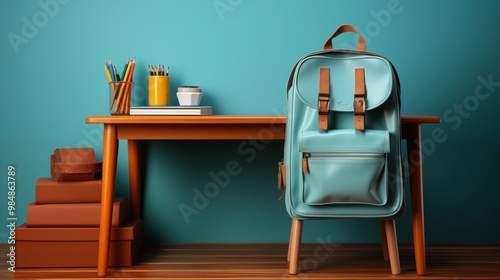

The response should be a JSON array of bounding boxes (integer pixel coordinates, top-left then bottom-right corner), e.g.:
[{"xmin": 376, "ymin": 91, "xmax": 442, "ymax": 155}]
[
  {"xmin": 26, "ymin": 197, "xmax": 128, "ymax": 227},
  {"xmin": 35, "ymin": 178, "xmax": 102, "ymax": 204},
  {"xmin": 16, "ymin": 219, "xmax": 142, "ymax": 268}
]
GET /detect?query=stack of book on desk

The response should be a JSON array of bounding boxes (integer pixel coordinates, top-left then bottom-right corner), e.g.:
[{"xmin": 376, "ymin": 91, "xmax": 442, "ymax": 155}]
[{"xmin": 16, "ymin": 178, "xmax": 143, "ymax": 268}]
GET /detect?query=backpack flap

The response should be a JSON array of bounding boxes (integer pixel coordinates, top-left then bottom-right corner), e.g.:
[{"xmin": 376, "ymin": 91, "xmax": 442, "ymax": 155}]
[{"xmin": 295, "ymin": 53, "xmax": 393, "ymax": 117}]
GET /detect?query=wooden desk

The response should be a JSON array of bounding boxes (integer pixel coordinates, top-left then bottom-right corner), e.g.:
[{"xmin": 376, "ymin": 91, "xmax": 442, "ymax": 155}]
[{"xmin": 86, "ymin": 115, "xmax": 440, "ymax": 277}]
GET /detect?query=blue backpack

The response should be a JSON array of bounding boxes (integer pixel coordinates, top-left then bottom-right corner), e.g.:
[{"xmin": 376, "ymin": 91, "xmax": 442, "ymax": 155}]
[{"xmin": 279, "ymin": 24, "xmax": 404, "ymax": 220}]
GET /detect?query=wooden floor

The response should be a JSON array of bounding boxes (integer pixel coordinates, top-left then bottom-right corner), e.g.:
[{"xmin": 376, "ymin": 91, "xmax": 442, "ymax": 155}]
[{"xmin": 3, "ymin": 243, "xmax": 500, "ymax": 279}]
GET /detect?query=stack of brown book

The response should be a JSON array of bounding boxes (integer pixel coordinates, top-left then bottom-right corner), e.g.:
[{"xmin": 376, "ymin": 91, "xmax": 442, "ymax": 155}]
[{"xmin": 16, "ymin": 178, "xmax": 143, "ymax": 268}]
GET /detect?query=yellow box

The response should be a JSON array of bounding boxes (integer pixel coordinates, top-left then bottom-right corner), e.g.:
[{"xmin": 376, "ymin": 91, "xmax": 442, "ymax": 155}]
[{"xmin": 148, "ymin": 76, "xmax": 169, "ymax": 106}]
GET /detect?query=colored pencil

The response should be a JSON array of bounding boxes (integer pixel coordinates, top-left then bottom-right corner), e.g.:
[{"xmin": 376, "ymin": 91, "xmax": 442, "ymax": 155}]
[{"xmin": 115, "ymin": 58, "xmax": 135, "ymax": 113}]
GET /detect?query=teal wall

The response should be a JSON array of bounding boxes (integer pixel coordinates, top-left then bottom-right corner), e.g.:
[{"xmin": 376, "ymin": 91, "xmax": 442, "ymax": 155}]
[{"xmin": 1, "ymin": 0, "xmax": 499, "ymax": 244}]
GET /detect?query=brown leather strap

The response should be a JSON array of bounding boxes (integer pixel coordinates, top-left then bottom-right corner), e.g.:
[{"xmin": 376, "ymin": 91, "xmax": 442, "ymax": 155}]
[
  {"xmin": 354, "ymin": 68, "xmax": 366, "ymax": 130},
  {"xmin": 318, "ymin": 68, "xmax": 330, "ymax": 131},
  {"xmin": 323, "ymin": 24, "xmax": 366, "ymax": 51},
  {"xmin": 277, "ymin": 161, "xmax": 286, "ymax": 200}
]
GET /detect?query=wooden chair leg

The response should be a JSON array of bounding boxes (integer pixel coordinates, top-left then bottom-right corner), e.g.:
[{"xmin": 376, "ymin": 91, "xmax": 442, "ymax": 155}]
[
  {"xmin": 380, "ymin": 220, "xmax": 389, "ymax": 261},
  {"xmin": 287, "ymin": 219, "xmax": 294, "ymax": 261},
  {"xmin": 384, "ymin": 220, "xmax": 401, "ymax": 275},
  {"xmin": 288, "ymin": 219, "xmax": 303, "ymax": 275}
]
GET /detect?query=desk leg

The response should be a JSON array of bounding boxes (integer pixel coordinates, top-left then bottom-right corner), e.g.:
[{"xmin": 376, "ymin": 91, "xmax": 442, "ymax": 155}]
[
  {"xmin": 128, "ymin": 140, "xmax": 141, "ymax": 219},
  {"xmin": 97, "ymin": 124, "xmax": 118, "ymax": 277},
  {"xmin": 406, "ymin": 124, "xmax": 427, "ymax": 276}
]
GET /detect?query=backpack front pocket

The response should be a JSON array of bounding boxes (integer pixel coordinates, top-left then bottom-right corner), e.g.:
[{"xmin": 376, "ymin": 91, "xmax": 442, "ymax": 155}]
[{"xmin": 299, "ymin": 129, "xmax": 389, "ymax": 206}]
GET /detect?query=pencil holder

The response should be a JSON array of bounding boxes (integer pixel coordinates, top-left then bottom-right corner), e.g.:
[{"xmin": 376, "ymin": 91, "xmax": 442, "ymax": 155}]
[
  {"xmin": 148, "ymin": 76, "xmax": 170, "ymax": 106},
  {"xmin": 109, "ymin": 81, "xmax": 134, "ymax": 115}
]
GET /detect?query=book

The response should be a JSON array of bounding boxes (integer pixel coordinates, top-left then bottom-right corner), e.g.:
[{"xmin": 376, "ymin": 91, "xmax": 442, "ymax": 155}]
[
  {"xmin": 129, "ymin": 106, "xmax": 212, "ymax": 116},
  {"xmin": 35, "ymin": 178, "xmax": 102, "ymax": 204},
  {"xmin": 16, "ymin": 219, "xmax": 143, "ymax": 268},
  {"xmin": 26, "ymin": 197, "xmax": 128, "ymax": 227}
]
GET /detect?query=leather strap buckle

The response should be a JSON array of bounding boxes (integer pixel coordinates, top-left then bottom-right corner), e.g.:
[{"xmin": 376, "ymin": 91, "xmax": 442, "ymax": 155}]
[
  {"xmin": 354, "ymin": 98, "xmax": 365, "ymax": 114},
  {"xmin": 318, "ymin": 95, "xmax": 330, "ymax": 115}
]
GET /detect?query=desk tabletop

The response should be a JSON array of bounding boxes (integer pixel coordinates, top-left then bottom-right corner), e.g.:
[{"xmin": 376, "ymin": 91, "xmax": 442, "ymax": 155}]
[{"xmin": 86, "ymin": 115, "xmax": 440, "ymax": 125}]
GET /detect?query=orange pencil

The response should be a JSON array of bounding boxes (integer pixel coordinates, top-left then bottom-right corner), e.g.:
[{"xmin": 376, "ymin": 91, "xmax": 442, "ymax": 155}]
[
  {"xmin": 121, "ymin": 58, "xmax": 135, "ymax": 113},
  {"xmin": 114, "ymin": 58, "xmax": 134, "ymax": 113},
  {"xmin": 110, "ymin": 83, "xmax": 122, "ymax": 110}
]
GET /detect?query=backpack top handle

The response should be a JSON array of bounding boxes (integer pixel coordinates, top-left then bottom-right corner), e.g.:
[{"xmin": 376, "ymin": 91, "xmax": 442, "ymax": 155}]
[{"xmin": 323, "ymin": 24, "xmax": 366, "ymax": 51}]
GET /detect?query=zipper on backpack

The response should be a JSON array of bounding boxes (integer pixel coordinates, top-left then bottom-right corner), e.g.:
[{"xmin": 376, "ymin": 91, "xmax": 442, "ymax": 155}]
[
  {"xmin": 302, "ymin": 152, "xmax": 384, "ymax": 174},
  {"xmin": 307, "ymin": 152, "xmax": 384, "ymax": 158}
]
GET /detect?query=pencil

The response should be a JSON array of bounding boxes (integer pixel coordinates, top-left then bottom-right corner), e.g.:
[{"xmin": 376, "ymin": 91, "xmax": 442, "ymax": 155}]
[
  {"xmin": 112, "ymin": 59, "xmax": 131, "ymax": 111},
  {"xmin": 121, "ymin": 59, "xmax": 135, "ymax": 113},
  {"xmin": 108, "ymin": 59, "xmax": 115, "ymax": 81},
  {"xmin": 121, "ymin": 59, "xmax": 129, "ymax": 81},
  {"xmin": 105, "ymin": 64, "xmax": 114, "ymax": 92},
  {"xmin": 115, "ymin": 58, "xmax": 135, "ymax": 113},
  {"xmin": 114, "ymin": 66, "xmax": 120, "ymax": 81},
  {"xmin": 121, "ymin": 57, "xmax": 135, "ymax": 114}
]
